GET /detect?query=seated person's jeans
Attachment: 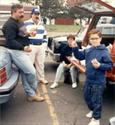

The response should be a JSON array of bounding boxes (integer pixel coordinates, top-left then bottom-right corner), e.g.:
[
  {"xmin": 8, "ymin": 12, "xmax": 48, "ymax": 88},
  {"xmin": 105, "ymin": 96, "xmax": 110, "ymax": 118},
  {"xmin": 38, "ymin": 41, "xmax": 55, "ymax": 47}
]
[{"xmin": 54, "ymin": 61, "xmax": 78, "ymax": 84}]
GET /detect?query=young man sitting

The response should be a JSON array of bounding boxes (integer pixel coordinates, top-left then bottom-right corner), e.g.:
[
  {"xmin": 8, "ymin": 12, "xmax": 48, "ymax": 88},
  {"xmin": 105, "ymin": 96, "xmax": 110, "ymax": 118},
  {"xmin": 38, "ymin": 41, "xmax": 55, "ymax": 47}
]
[{"xmin": 50, "ymin": 35, "xmax": 78, "ymax": 89}]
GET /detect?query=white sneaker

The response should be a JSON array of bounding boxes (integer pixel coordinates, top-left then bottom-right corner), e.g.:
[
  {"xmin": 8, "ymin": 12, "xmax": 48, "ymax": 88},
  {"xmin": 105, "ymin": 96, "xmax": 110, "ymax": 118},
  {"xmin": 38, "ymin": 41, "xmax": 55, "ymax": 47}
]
[
  {"xmin": 43, "ymin": 80, "xmax": 48, "ymax": 84},
  {"xmin": 109, "ymin": 117, "xmax": 115, "ymax": 125},
  {"xmin": 88, "ymin": 118, "xmax": 100, "ymax": 125},
  {"xmin": 86, "ymin": 111, "xmax": 93, "ymax": 118},
  {"xmin": 50, "ymin": 82, "xmax": 58, "ymax": 89},
  {"xmin": 72, "ymin": 83, "xmax": 77, "ymax": 88}
]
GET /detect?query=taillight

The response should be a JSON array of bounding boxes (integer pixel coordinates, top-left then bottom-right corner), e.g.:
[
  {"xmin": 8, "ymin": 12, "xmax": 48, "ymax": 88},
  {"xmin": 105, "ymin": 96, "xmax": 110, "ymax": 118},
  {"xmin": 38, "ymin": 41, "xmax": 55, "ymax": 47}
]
[
  {"xmin": 106, "ymin": 42, "xmax": 115, "ymax": 81},
  {"xmin": 0, "ymin": 67, "xmax": 7, "ymax": 86}
]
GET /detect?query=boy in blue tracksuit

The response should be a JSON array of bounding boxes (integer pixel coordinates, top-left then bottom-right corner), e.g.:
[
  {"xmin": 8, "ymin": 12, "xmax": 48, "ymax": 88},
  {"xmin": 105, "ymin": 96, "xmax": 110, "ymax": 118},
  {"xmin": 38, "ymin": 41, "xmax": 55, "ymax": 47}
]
[
  {"xmin": 50, "ymin": 35, "xmax": 78, "ymax": 89},
  {"xmin": 71, "ymin": 29, "xmax": 113, "ymax": 125}
]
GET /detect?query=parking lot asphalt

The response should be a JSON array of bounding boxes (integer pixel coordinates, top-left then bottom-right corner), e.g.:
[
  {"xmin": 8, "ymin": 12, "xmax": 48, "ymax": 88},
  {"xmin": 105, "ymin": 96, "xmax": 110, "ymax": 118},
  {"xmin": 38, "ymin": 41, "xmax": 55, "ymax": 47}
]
[{"xmin": 1, "ymin": 55, "xmax": 115, "ymax": 125}]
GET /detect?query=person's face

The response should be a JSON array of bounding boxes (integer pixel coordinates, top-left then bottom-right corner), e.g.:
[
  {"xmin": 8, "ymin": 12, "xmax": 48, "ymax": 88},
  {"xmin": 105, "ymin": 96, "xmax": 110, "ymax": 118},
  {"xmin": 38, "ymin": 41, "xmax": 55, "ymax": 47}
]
[
  {"xmin": 13, "ymin": 8, "xmax": 24, "ymax": 21},
  {"xmin": 31, "ymin": 13, "xmax": 40, "ymax": 23},
  {"xmin": 67, "ymin": 38, "xmax": 76, "ymax": 47},
  {"xmin": 89, "ymin": 34, "xmax": 102, "ymax": 47}
]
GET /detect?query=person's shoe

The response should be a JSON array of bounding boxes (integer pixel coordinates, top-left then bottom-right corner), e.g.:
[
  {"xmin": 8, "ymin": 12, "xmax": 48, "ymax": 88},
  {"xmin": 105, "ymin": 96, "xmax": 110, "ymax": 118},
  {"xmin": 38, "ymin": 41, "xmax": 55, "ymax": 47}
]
[
  {"xmin": 27, "ymin": 95, "xmax": 45, "ymax": 102},
  {"xmin": 40, "ymin": 79, "xmax": 48, "ymax": 84},
  {"xmin": 109, "ymin": 117, "xmax": 115, "ymax": 125},
  {"xmin": 72, "ymin": 82, "xmax": 77, "ymax": 88},
  {"xmin": 50, "ymin": 82, "xmax": 58, "ymax": 89},
  {"xmin": 86, "ymin": 111, "xmax": 93, "ymax": 118},
  {"xmin": 88, "ymin": 118, "xmax": 100, "ymax": 125},
  {"xmin": 36, "ymin": 88, "xmax": 43, "ymax": 97}
]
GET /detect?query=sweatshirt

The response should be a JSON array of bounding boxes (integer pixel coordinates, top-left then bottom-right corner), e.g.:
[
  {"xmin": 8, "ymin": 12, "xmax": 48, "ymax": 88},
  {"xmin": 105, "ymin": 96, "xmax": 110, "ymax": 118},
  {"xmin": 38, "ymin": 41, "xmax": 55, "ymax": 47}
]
[
  {"xmin": 2, "ymin": 17, "xmax": 30, "ymax": 50},
  {"xmin": 73, "ymin": 44, "xmax": 113, "ymax": 85}
]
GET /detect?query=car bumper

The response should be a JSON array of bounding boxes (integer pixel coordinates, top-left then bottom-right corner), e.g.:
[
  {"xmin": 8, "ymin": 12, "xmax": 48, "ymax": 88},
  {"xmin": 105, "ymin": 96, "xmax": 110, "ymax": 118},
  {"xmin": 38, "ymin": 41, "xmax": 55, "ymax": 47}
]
[
  {"xmin": 48, "ymin": 49, "xmax": 60, "ymax": 62},
  {"xmin": 52, "ymin": 53, "xmax": 60, "ymax": 62},
  {"xmin": 0, "ymin": 69, "xmax": 19, "ymax": 104}
]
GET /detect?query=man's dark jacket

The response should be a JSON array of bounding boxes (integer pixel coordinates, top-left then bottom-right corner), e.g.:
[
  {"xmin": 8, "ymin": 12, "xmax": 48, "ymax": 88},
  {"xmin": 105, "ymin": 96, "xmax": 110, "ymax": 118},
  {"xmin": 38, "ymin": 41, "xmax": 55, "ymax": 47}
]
[{"xmin": 2, "ymin": 17, "xmax": 30, "ymax": 50}]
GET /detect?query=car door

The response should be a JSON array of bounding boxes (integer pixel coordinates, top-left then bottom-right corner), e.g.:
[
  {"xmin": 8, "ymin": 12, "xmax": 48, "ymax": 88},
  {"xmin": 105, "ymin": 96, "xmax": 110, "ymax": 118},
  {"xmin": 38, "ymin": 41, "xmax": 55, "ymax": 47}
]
[{"xmin": 75, "ymin": 0, "xmax": 115, "ymax": 82}]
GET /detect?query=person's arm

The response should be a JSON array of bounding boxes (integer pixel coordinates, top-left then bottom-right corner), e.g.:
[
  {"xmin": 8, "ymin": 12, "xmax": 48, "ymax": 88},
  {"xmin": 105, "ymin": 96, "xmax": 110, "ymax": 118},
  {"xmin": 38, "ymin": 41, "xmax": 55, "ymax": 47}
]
[
  {"xmin": 91, "ymin": 50, "xmax": 113, "ymax": 71},
  {"xmin": 43, "ymin": 26, "xmax": 47, "ymax": 43},
  {"xmin": 42, "ymin": 27, "xmax": 48, "ymax": 51},
  {"xmin": 72, "ymin": 47, "xmax": 85, "ymax": 60},
  {"xmin": 66, "ymin": 56, "xmax": 86, "ymax": 73},
  {"xmin": 2, "ymin": 23, "xmax": 24, "ymax": 50},
  {"xmin": 98, "ymin": 50, "xmax": 113, "ymax": 71},
  {"xmin": 70, "ymin": 41, "xmax": 85, "ymax": 60}
]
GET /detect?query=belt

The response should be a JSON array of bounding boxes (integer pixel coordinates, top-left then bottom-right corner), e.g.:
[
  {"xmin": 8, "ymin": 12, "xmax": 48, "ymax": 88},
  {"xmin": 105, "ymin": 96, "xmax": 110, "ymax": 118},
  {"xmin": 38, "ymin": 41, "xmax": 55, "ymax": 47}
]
[{"xmin": 31, "ymin": 42, "xmax": 42, "ymax": 45}]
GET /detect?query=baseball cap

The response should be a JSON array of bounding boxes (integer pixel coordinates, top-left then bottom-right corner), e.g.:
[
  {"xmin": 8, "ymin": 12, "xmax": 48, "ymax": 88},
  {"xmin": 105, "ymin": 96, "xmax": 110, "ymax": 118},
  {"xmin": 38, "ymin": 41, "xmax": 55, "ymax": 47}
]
[{"xmin": 31, "ymin": 7, "xmax": 40, "ymax": 14}]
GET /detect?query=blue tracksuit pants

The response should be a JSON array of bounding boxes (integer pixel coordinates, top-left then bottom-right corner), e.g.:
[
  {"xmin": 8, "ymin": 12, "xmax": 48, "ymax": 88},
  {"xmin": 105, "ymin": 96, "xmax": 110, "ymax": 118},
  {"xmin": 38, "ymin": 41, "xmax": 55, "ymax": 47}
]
[{"xmin": 84, "ymin": 81, "xmax": 105, "ymax": 119}]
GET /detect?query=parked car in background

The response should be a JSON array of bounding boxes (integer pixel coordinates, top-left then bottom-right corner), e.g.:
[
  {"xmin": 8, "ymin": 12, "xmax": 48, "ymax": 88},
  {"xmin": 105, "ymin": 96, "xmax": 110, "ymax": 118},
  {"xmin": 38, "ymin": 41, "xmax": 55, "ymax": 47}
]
[
  {"xmin": 0, "ymin": 4, "xmax": 33, "ymax": 104},
  {"xmin": 47, "ymin": 0, "xmax": 115, "ymax": 84}
]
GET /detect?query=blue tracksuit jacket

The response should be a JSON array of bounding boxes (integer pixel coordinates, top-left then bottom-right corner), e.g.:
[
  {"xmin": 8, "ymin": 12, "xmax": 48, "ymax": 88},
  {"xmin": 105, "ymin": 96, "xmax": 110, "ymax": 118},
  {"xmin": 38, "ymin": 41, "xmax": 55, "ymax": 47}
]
[{"xmin": 73, "ymin": 44, "xmax": 113, "ymax": 85}]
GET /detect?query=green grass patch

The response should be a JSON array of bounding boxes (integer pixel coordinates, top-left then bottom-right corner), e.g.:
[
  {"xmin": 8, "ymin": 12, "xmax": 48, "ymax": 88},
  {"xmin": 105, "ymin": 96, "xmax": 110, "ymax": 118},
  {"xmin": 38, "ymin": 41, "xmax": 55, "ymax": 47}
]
[{"xmin": 45, "ymin": 25, "xmax": 81, "ymax": 32}]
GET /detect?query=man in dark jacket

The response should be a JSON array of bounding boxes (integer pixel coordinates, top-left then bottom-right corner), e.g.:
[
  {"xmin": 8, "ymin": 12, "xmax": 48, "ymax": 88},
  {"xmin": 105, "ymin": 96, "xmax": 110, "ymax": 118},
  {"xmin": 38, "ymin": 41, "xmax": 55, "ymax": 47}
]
[{"xmin": 2, "ymin": 4, "xmax": 44, "ymax": 102}]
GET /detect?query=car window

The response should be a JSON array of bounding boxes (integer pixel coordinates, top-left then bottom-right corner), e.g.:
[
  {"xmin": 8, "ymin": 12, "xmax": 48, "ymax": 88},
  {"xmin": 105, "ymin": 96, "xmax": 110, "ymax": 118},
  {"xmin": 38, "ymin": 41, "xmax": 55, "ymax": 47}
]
[
  {"xmin": 80, "ymin": 1, "xmax": 112, "ymax": 13},
  {"xmin": 97, "ymin": 16, "xmax": 113, "ymax": 24},
  {"xmin": 96, "ymin": 16, "xmax": 115, "ymax": 36},
  {"xmin": 0, "ymin": 12, "xmax": 10, "ymax": 36}
]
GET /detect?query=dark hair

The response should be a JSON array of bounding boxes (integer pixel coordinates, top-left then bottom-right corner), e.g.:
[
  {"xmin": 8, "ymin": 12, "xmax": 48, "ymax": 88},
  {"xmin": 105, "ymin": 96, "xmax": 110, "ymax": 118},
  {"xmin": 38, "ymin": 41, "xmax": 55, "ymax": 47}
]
[
  {"xmin": 67, "ymin": 34, "xmax": 75, "ymax": 40},
  {"xmin": 88, "ymin": 28, "xmax": 102, "ymax": 38},
  {"xmin": 11, "ymin": 4, "xmax": 23, "ymax": 14}
]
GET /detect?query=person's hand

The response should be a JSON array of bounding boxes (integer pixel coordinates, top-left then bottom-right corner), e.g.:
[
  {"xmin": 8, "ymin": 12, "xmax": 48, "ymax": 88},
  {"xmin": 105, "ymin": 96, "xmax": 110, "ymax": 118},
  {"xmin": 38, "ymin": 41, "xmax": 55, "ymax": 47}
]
[
  {"xmin": 64, "ymin": 63, "xmax": 72, "ymax": 68},
  {"xmin": 24, "ymin": 46, "xmax": 32, "ymax": 52},
  {"xmin": 70, "ymin": 41, "xmax": 77, "ymax": 48},
  {"xmin": 29, "ymin": 28, "xmax": 37, "ymax": 37},
  {"xmin": 67, "ymin": 63, "xmax": 72, "ymax": 68},
  {"xmin": 91, "ymin": 58, "xmax": 100, "ymax": 69}
]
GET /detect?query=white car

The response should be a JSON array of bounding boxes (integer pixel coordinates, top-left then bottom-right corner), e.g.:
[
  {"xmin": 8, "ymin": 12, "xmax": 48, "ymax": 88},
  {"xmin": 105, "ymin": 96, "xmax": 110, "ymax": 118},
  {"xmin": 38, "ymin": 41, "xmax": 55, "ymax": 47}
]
[{"xmin": 0, "ymin": 46, "xmax": 19, "ymax": 104}]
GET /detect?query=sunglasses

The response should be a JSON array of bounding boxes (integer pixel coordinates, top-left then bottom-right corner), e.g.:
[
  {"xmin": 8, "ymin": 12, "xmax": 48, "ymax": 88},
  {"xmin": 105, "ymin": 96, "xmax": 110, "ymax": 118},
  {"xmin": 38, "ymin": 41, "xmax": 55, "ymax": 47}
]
[{"xmin": 89, "ymin": 37, "xmax": 100, "ymax": 40}]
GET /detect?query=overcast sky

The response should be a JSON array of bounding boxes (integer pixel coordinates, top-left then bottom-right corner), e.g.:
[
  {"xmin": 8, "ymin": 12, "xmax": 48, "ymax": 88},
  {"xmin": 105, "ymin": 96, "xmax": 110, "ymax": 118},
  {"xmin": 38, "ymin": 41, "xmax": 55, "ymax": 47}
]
[{"xmin": 0, "ymin": 0, "xmax": 19, "ymax": 5}]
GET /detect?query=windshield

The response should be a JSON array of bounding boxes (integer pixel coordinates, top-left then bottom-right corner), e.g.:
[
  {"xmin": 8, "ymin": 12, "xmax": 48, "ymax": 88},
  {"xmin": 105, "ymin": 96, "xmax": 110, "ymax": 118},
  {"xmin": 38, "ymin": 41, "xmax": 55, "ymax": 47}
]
[
  {"xmin": 96, "ymin": 16, "xmax": 115, "ymax": 36},
  {"xmin": 101, "ymin": 0, "xmax": 115, "ymax": 8},
  {"xmin": 77, "ymin": 15, "xmax": 115, "ymax": 39},
  {"xmin": 79, "ymin": 1, "xmax": 113, "ymax": 12}
]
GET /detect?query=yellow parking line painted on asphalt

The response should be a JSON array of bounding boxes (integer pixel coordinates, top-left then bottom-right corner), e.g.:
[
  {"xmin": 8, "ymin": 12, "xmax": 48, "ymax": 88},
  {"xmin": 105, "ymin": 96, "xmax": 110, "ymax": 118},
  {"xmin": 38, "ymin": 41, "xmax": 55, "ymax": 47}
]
[{"xmin": 41, "ymin": 84, "xmax": 59, "ymax": 125}]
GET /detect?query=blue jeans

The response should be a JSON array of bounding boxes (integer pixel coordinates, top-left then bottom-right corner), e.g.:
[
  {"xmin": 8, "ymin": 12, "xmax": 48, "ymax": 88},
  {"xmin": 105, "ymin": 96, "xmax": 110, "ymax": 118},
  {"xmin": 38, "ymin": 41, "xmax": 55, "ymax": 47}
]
[
  {"xmin": 7, "ymin": 49, "xmax": 38, "ymax": 96},
  {"xmin": 84, "ymin": 81, "xmax": 105, "ymax": 119}
]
